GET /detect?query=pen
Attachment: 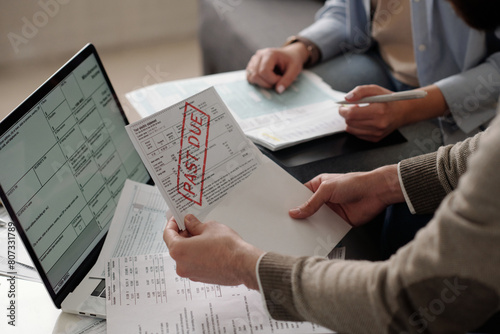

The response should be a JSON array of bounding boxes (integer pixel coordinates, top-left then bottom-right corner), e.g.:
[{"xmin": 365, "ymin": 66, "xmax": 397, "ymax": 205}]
[{"xmin": 336, "ymin": 90, "xmax": 427, "ymax": 105}]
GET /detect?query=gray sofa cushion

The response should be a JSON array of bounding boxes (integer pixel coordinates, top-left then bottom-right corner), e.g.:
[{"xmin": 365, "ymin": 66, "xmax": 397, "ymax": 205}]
[{"xmin": 198, "ymin": 0, "xmax": 324, "ymax": 74}]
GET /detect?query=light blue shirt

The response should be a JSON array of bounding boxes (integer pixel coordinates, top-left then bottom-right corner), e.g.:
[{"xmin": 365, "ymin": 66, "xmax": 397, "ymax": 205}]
[{"xmin": 299, "ymin": 0, "xmax": 500, "ymax": 138}]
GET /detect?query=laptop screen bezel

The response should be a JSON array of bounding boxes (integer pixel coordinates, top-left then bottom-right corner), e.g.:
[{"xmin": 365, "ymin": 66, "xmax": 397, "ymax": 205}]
[{"xmin": 0, "ymin": 43, "xmax": 151, "ymax": 308}]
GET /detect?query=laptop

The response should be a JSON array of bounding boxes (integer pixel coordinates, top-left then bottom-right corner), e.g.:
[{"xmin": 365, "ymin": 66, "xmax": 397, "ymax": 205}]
[{"xmin": 0, "ymin": 43, "xmax": 152, "ymax": 318}]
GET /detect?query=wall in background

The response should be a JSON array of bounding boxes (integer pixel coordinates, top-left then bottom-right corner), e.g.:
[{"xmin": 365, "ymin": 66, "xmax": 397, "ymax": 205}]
[{"xmin": 0, "ymin": 0, "xmax": 198, "ymax": 66}]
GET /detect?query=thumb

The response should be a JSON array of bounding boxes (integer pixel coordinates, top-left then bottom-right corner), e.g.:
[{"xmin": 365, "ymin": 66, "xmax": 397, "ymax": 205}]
[
  {"xmin": 184, "ymin": 214, "xmax": 205, "ymax": 236},
  {"xmin": 275, "ymin": 65, "xmax": 301, "ymax": 94},
  {"xmin": 344, "ymin": 85, "xmax": 393, "ymax": 102},
  {"xmin": 289, "ymin": 185, "xmax": 332, "ymax": 219}
]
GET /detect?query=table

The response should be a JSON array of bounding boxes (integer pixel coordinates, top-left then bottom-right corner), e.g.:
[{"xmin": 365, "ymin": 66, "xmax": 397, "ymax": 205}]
[{"xmin": 261, "ymin": 119, "xmax": 441, "ymax": 183}]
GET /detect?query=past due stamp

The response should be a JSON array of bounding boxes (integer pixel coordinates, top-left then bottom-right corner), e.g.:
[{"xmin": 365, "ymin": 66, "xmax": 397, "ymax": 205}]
[{"xmin": 177, "ymin": 102, "xmax": 211, "ymax": 206}]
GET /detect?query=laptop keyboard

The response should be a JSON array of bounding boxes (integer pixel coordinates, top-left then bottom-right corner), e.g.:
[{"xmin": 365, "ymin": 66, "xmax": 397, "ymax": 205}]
[{"xmin": 90, "ymin": 279, "xmax": 106, "ymax": 298}]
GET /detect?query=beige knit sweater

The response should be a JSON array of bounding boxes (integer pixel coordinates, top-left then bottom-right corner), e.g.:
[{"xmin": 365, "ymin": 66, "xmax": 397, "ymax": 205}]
[{"xmin": 258, "ymin": 114, "xmax": 500, "ymax": 333}]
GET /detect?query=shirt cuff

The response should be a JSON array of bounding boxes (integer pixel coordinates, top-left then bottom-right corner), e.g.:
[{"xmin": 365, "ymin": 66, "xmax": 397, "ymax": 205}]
[
  {"xmin": 434, "ymin": 63, "xmax": 499, "ymax": 134},
  {"xmin": 399, "ymin": 152, "xmax": 447, "ymax": 214},
  {"xmin": 256, "ymin": 252, "xmax": 267, "ymax": 310},
  {"xmin": 397, "ymin": 162, "xmax": 416, "ymax": 214}
]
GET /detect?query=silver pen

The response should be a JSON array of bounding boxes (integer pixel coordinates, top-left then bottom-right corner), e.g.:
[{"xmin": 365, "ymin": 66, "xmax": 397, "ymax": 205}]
[{"xmin": 336, "ymin": 90, "xmax": 427, "ymax": 105}]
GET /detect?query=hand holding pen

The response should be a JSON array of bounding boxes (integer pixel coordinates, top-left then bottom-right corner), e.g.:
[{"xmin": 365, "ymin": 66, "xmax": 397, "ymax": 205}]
[
  {"xmin": 336, "ymin": 85, "xmax": 428, "ymax": 142},
  {"xmin": 336, "ymin": 90, "xmax": 427, "ymax": 105}
]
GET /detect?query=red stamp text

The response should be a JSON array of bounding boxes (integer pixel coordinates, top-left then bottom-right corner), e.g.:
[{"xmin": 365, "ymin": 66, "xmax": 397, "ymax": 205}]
[{"xmin": 177, "ymin": 102, "xmax": 210, "ymax": 205}]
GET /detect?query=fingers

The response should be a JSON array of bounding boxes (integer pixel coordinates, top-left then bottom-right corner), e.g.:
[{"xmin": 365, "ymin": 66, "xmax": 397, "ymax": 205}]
[
  {"xmin": 163, "ymin": 215, "xmax": 199, "ymax": 247},
  {"xmin": 163, "ymin": 216, "xmax": 182, "ymax": 249},
  {"xmin": 303, "ymin": 174, "xmax": 326, "ymax": 193},
  {"xmin": 339, "ymin": 104, "xmax": 377, "ymax": 121},
  {"xmin": 344, "ymin": 85, "xmax": 393, "ymax": 102},
  {"xmin": 164, "ymin": 214, "xmax": 207, "ymax": 250},
  {"xmin": 289, "ymin": 181, "xmax": 332, "ymax": 219},
  {"xmin": 246, "ymin": 51, "xmax": 281, "ymax": 89},
  {"xmin": 339, "ymin": 104, "xmax": 394, "ymax": 142},
  {"xmin": 246, "ymin": 48, "xmax": 301, "ymax": 93},
  {"xmin": 184, "ymin": 214, "xmax": 205, "ymax": 236},
  {"xmin": 275, "ymin": 63, "xmax": 301, "ymax": 94}
]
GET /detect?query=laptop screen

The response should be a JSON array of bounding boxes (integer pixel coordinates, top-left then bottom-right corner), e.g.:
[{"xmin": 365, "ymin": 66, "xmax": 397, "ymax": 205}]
[{"xmin": 0, "ymin": 44, "xmax": 150, "ymax": 296}]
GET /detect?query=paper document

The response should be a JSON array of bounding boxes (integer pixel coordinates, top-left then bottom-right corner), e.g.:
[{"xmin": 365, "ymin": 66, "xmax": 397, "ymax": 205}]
[
  {"xmin": 90, "ymin": 179, "xmax": 169, "ymax": 278},
  {"xmin": 106, "ymin": 253, "xmax": 334, "ymax": 334},
  {"xmin": 126, "ymin": 87, "xmax": 262, "ymax": 230},
  {"xmin": 205, "ymin": 157, "xmax": 351, "ymax": 256},
  {"xmin": 52, "ymin": 314, "xmax": 106, "ymax": 334},
  {"xmin": 126, "ymin": 87, "xmax": 351, "ymax": 256},
  {"xmin": 126, "ymin": 70, "xmax": 346, "ymax": 151}
]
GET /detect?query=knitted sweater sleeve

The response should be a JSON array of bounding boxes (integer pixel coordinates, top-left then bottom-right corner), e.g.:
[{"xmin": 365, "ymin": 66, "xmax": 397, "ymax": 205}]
[
  {"xmin": 399, "ymin": 130, "xmax": 482, "ymax": 214},
  {"xmin": 257, "ymin": 115, "xmax": 500, "ymax": 333}
]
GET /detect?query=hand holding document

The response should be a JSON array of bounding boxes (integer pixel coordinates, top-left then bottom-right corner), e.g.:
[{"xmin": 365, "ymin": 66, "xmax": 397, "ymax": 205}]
[
  {"xmin": 108, "ymin": 87, "xmax": 351, "ymax": 333},
  {"xmin": 126, "ymin": 87, "xmax": 262, "ymax": 230},
  {"xmin": 125, "ymin": 86, "xmax": 350, "ymax": 256}
]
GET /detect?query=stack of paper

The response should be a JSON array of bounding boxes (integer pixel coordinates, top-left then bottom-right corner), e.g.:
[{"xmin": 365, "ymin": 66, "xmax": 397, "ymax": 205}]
[{"xmin": 106, "ymin": 253, "xmax": 335, "ymax": 333}]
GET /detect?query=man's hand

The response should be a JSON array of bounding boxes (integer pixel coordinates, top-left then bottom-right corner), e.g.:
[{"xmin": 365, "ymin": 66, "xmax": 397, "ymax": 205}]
[
  {"xmin": 289, "ymin": 165, "xmax": 405, "ymax": 226},
  {"xmin": 163, "ymin": 214, "xmax": 264, "ymax": 290},
  {"xmin": 246, "ymin": 43, "xmax": 308, "ymax": 94}
]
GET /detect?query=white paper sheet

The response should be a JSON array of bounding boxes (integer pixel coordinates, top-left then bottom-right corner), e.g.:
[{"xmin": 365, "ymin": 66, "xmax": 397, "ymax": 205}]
[
  {"xmin": 244, "ymin": 100, "xmax": 345, "ymax": 150},
  {"xmin": 89, "ymin": 179, "xmax": 169, "ymax": 278},
  {"xmin": 125, "ymin": 87, "xmax": 262, "ymax": 230},
  {"xmin": 52, "ymin": 314, "xmax": 106, "ymax": 334},
  {"xmin": 125, "ymin": 87, "xmax": 350, "ymax": 256},
  {"xmin": 125, "ymin": 70, "xmax": 347, "ymax": 151},
  {"xmin": 206, "ymin": 156, "xmax": 351, "ymax": 257},
  {"xmin": 106, "ymin": 253, "xmax": 335, "ymax": 334}
]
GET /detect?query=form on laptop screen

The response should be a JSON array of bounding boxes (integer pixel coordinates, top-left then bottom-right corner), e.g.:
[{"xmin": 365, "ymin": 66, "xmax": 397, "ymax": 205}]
[{"xmin": 0, "ymin": 51, "xmax": 150, "ymax": 293}]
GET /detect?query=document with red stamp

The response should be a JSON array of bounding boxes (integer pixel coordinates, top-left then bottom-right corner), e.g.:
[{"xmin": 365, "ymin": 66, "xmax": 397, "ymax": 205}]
[{"xmin": 125, "ymin": 87, "xmax": 262, "ymax": 229}]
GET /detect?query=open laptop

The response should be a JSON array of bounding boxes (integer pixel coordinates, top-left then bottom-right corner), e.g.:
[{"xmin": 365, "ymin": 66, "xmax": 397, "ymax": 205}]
[{"xmin": 0, "ymin": 43, "xmax": 151, "ymax": 318}]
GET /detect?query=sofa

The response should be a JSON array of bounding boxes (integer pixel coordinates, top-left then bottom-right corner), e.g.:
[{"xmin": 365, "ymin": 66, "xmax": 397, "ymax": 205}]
[{"xmin": 197, "ymin": 0, "xmax": 324, "ymax": 74}]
